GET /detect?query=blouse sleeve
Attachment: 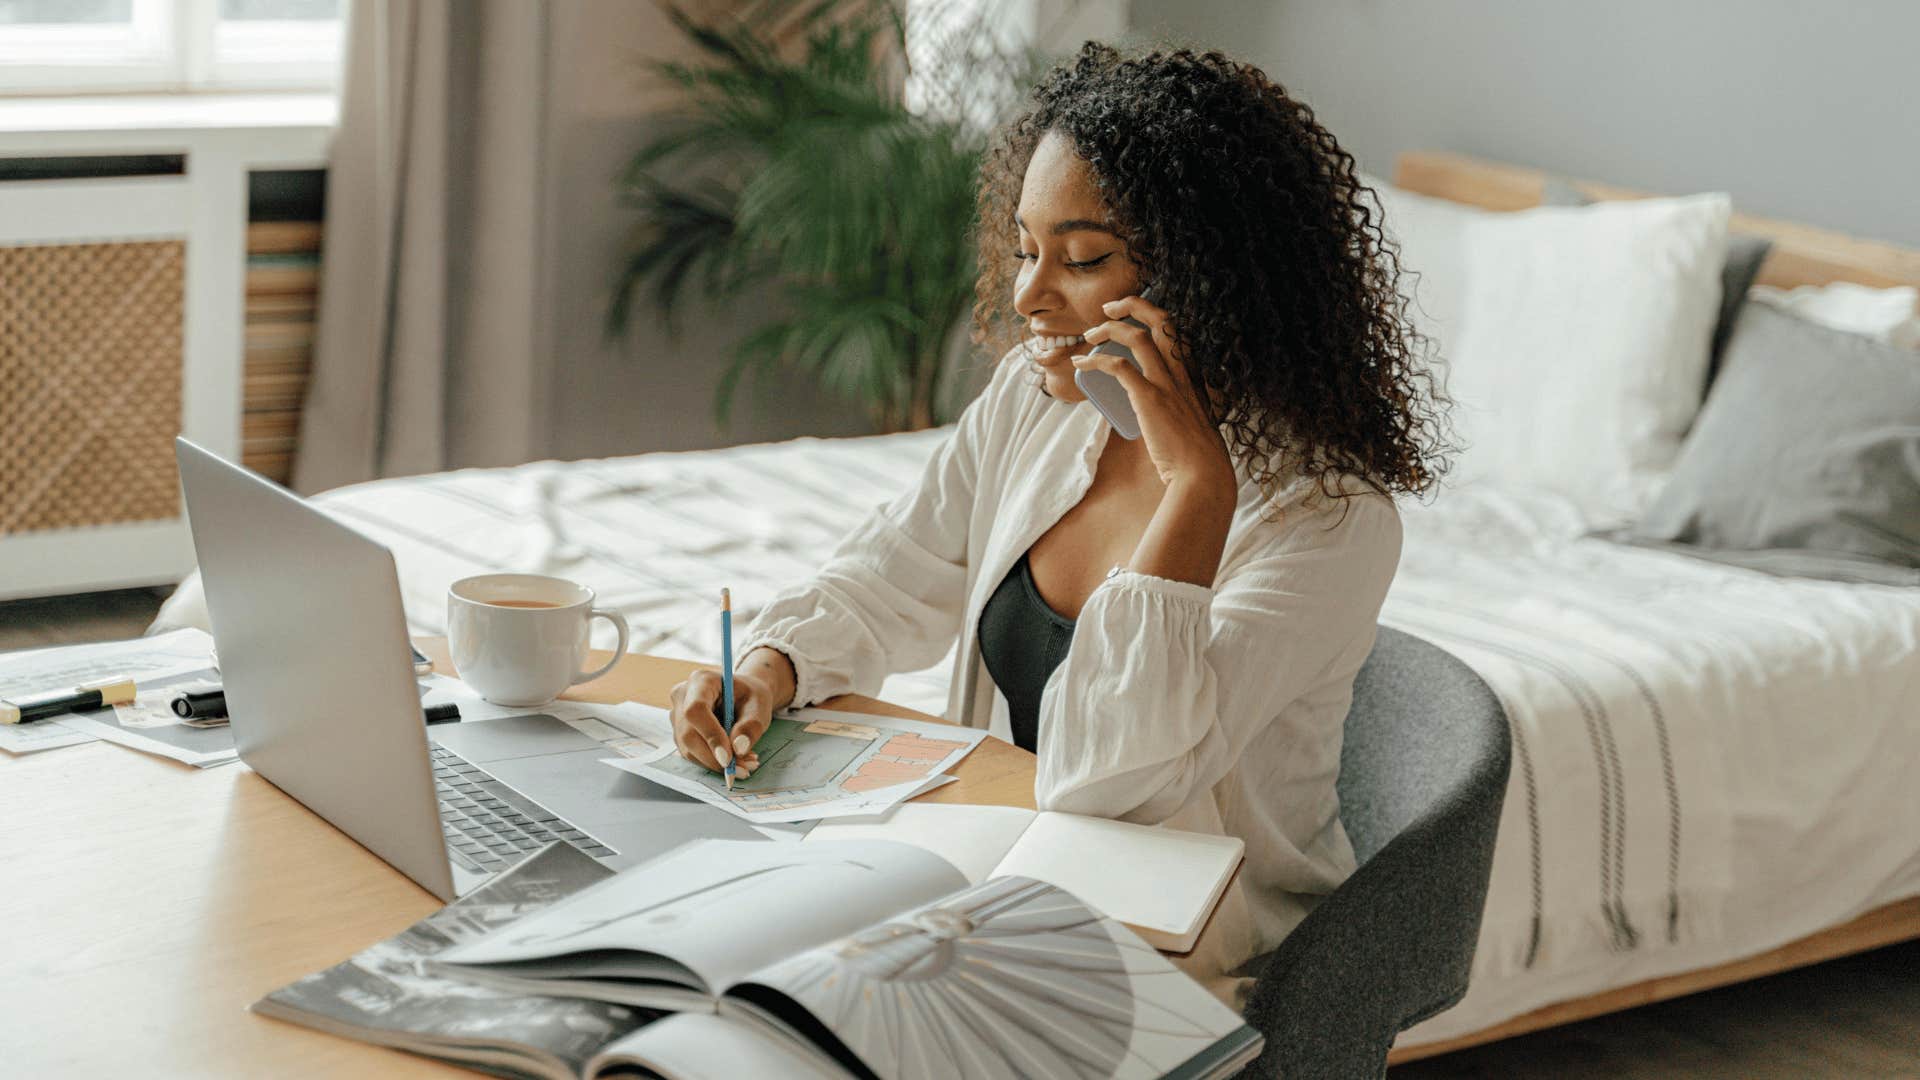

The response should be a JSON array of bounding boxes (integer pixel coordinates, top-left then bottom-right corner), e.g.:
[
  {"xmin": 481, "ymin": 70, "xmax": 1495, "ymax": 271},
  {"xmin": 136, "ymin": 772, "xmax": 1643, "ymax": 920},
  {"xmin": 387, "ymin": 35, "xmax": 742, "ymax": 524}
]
[
  {"xmin": 734, "ymin": 352, "xmax": 1021, "ymax": 708},
  {"xmin": 1031, "ymin": 490, "xmax": 1403, "ymax": 825}
]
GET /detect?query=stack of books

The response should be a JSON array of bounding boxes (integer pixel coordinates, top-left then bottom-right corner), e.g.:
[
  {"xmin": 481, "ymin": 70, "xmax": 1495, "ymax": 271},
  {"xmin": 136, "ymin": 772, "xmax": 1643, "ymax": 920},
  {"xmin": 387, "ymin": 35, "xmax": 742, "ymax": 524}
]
[{"xmin": 242, "ymin": 221, "xmax": 321, "ymax": 485}]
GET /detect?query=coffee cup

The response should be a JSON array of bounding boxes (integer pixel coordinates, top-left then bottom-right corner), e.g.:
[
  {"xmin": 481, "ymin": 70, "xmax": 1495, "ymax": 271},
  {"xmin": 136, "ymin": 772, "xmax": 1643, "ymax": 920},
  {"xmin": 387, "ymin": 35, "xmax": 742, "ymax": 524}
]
[{"xmin": 447, "ymin": 573, "xmax": 630, "ymax": 706}]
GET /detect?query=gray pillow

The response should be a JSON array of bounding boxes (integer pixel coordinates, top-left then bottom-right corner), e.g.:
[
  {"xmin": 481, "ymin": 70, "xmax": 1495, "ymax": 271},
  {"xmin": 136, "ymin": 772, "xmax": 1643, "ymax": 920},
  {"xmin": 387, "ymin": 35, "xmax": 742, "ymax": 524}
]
[
  {"xmin": 1598, "ymin": 301, "xmax": 1920, "ymax": 586},
  {"xmin": 1541, "ymin": 177, "xmax": 1773, "ymax": 390}
]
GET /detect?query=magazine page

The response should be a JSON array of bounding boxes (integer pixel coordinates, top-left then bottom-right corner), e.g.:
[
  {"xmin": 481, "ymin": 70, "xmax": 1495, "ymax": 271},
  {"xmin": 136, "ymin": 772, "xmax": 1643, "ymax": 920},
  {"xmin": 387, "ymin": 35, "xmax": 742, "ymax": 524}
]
[
  {"xmin": 720, "ymin": 877, "xmax": 1261, "ymax": 1080},
  {"xmin": 252, "ymin": 842, "xmax": 658, "ymax": 1080},
  {"xmin": 586, "ymin": 1012, "xmax": 856, "ymax": 1080},
  {"xmin": 806, "ymin": 805, "xmax": 1245, "ymax": 952},
  {"xmin": 804, "ymin": 803, "xmax": 1038, "ymax": 882},
  {"xmin": 436, "ymin": 838, "xmax": 967, "ymax": 998}
]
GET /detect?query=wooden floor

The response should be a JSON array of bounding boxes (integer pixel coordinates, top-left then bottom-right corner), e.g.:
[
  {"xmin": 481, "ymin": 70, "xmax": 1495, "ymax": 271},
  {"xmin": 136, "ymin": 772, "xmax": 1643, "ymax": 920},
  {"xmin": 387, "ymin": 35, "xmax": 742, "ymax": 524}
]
[
  {"xmin": 1392, "ymin": 939, "xmax": 1920, "ymax": 1078},
  {"xmin": 5, "ymin": 588, "xmax": 1918, "ymax": 1078}
]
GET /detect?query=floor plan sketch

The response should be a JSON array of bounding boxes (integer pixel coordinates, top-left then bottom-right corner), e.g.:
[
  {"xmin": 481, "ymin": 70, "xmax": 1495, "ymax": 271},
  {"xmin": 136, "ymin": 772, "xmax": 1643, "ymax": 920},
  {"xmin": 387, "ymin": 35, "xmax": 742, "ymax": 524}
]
[{"xmin": 609, "ymin": 708, "xmax": 987, "ymax": 823}]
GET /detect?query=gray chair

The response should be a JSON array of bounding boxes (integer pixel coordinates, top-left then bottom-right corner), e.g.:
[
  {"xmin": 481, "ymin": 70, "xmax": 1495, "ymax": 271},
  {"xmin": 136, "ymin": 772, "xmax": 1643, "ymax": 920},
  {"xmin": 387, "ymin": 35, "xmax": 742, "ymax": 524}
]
[{"xmin": 1237, "ymin": 625, "xmax": 1512, "ymax": 1078}]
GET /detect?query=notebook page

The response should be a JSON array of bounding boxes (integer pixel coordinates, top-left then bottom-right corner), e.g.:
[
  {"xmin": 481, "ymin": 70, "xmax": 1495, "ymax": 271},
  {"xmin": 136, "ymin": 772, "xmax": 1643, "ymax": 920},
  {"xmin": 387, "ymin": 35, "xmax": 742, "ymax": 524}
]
[
  {"xmin": 803, "ymin": 803, "xmax": 1037, "ymax": 883},
  {"xmin": 992, "ymin": 813, "xmax": 1244, "ymax": 947}
]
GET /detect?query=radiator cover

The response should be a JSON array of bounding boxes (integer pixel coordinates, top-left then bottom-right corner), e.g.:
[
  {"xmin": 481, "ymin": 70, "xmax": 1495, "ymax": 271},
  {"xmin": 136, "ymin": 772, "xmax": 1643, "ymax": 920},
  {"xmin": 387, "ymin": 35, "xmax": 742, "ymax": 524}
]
[{"xmin": 0, "ymin": 238, "xmax": 185, "ymax": 536}]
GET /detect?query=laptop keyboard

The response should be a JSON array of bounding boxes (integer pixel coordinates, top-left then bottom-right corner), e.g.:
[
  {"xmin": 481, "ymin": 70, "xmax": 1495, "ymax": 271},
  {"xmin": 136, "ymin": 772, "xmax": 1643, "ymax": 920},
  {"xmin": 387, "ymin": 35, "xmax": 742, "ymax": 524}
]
[{"xmin": 431, "ymin": 744, "xmax": 618, "ymax": 874}]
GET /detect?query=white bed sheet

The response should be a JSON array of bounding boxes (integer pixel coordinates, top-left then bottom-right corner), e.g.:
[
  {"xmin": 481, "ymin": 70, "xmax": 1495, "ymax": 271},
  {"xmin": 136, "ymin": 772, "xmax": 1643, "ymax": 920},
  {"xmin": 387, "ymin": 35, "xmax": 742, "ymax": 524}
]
[
  {"xmin": 1384, "ymin": 483, "xmax": 1920, "ymax": 1046},
  {"xmin": 150, "ymin": 430, "xmax": 1920, "ymax": 1046}
]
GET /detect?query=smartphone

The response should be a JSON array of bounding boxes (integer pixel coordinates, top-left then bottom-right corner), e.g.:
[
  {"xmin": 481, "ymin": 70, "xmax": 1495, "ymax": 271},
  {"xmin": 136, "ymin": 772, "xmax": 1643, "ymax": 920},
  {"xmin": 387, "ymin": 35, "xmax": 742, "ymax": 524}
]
[{"xmin": 1073, "ymin": 284, "xmax": 1161, "ymax": 440}]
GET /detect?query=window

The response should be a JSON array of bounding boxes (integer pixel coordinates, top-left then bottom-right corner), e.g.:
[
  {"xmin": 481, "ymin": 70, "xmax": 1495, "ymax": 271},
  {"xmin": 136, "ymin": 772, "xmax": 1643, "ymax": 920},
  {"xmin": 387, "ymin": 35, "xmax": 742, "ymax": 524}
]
[{"xmin": 0, "ymin": 0, "xmax": 344, "ymax": 94}]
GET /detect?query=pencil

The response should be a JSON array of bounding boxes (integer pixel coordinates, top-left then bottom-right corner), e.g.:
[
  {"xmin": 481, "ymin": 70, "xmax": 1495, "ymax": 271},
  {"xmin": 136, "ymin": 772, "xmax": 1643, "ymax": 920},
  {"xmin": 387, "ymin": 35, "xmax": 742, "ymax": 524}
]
[{"xmin": 721, "ymin": 587, "xmax": 736, "ymax": 790}]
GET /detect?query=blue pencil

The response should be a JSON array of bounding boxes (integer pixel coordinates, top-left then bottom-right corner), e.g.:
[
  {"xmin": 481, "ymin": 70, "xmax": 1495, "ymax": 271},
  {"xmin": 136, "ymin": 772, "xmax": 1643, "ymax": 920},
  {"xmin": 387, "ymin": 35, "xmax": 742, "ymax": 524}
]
[{"xmin": 720, "ymin": 588, "xmax": 736, "ymax": 790}]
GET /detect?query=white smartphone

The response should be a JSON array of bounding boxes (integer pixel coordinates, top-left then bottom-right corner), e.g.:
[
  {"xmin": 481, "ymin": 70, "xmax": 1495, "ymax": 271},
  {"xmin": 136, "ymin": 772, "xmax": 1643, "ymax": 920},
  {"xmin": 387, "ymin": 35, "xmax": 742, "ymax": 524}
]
[{"xmin": 1073, "ymin": 284, "xmax": 1161, "ymax": 440}]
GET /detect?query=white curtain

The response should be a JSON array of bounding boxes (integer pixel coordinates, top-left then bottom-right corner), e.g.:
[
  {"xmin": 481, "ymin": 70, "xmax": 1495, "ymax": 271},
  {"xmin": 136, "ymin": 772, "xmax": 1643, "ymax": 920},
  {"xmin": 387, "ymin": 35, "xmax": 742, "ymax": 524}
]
[{"xmin": 294, "ymin": 0, "xmax": 554, "ymax": 494}]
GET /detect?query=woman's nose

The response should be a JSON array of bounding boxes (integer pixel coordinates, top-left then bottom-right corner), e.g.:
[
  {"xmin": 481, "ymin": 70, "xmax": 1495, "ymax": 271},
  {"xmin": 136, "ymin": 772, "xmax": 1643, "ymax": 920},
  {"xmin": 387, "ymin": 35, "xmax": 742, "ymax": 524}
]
[{"xmin": 1012, "ymin": 263, "xmax": 1059, "ymax": 319}]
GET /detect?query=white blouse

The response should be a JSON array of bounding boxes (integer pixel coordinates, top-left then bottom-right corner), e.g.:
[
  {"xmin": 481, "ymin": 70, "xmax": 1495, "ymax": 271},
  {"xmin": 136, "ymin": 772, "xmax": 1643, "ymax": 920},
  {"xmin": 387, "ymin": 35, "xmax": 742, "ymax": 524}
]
[{"xmin": 738, "ymin": 349, "xmax": 1404, "ymax": 1008}]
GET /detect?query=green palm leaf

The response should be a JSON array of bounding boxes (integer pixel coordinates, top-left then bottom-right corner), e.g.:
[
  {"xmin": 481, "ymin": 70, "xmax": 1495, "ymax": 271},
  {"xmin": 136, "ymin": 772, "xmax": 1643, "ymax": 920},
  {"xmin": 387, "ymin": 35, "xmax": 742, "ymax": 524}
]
[{"xmin": 611, "ymin": 0, "xmax": 1049, "ymax": 431}]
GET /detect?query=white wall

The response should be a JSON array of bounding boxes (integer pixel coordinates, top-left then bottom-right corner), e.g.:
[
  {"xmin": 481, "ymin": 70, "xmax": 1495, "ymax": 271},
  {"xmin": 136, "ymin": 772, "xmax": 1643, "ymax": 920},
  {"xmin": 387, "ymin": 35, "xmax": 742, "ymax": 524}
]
[
  {"xmin": 543, "ymin": 0, "xmax": 879, "ymax": 463},
  {"xmin": 1127, "ymin": 0, "xmax": 1920, "ymax": 248}
]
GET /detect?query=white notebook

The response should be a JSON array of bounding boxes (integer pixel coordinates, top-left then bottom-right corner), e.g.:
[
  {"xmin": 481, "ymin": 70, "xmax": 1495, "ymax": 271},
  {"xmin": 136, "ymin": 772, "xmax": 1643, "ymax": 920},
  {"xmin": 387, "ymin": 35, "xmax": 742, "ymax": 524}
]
[{"xmin": 805, "ymin": 803, "xmax": 1244, "ymax": 952}]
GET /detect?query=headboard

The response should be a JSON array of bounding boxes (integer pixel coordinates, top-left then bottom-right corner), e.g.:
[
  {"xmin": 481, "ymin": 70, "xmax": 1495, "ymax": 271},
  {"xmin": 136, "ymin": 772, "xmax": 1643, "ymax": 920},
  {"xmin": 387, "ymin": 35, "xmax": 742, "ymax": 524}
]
[{"xmin": 1393, "ymin": 150, "xmax": 1920, "ymax": 293}]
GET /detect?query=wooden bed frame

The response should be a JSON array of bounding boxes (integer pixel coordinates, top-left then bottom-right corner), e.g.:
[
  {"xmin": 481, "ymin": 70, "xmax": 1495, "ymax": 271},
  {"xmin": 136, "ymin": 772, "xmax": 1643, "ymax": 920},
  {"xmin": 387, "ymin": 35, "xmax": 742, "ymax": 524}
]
[{"xmin": 1383, "ymin": 150, "xmax": 1920, "ymax": 1064}]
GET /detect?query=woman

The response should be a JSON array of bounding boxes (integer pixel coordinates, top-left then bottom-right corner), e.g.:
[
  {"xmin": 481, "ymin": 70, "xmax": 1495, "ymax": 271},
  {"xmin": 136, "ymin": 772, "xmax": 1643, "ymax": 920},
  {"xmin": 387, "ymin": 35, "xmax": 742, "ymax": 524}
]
[{"xmin": 666, "ymin": 41, "xmax": 1450, "ymax": 1008}]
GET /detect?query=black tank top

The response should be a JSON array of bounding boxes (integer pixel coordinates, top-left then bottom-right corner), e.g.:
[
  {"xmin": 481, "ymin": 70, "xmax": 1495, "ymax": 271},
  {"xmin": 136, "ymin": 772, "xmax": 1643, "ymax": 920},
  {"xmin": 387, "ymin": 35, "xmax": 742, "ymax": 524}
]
[{"xmin": 976, "ymin": 550, "xmax": 1077, "ymax": 753}]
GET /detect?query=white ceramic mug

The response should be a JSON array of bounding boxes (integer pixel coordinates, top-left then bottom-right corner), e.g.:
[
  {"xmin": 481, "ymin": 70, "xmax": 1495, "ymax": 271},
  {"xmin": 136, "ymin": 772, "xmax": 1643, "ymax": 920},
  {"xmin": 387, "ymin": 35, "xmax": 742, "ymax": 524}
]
[{"xmin": 446, "ymin": 573, "xmax": 630, "ymax": 706}]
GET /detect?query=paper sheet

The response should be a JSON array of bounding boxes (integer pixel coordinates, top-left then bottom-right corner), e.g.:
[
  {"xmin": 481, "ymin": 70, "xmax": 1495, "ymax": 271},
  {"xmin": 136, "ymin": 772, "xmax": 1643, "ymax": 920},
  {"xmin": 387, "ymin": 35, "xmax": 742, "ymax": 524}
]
[
  {"xmin": 55, "ymin": 666, "xmax": 239, "ymax": 768},
  {"xmin": 605, "ymin": 706, "xmax": 984, "ymax": 824},
  {"xmin": 417, "ymin": 674, "xmax": 679, "ymax": 760},
  {"xmin": 0, "ymin": 629, "xmax": 214, "ymax": 755}
]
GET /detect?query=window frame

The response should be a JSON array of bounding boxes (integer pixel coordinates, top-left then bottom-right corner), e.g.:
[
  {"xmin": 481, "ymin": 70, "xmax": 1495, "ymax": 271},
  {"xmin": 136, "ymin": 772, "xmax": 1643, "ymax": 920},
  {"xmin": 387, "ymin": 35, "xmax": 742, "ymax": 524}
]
[{"xmin": 0, "ymin": 0, "xmax": 343, "ymax": 96}]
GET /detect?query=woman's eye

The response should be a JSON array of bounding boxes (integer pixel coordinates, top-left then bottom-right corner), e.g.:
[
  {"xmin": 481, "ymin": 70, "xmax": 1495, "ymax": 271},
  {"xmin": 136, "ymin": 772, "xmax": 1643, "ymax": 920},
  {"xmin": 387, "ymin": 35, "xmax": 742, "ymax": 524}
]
[{"xmin": 1012, "ymin": 251, "xmax": 1111, "ymax": 270}]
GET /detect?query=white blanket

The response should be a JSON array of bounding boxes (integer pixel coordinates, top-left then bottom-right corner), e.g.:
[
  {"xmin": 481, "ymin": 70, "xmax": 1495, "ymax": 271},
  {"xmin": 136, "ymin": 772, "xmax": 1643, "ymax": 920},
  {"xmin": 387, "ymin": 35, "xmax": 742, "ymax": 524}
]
[
  {"xmin": 156, "ymin": 432, "xmax": 964, "ymax": 716},
  {"xmin": 1386, "ymin": 484, "xmax": 1920, "ymax": 1044},
  {"xmin": 151, "ymin": 430, "xmax": 1920, "ymax": 1044}
]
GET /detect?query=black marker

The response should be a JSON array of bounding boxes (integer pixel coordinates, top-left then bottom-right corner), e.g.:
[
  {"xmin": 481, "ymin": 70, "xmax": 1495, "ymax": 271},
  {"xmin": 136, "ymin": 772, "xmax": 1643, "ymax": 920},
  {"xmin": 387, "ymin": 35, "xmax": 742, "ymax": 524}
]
[
  {"xmin": 170, "ymin": 689, "xmax": 228, "ymax": 720},
  {"xmin": 425, "ymin": 703, "xmax": 461, "ymax": 725},
  {"xmin": 2, "ymin": 677, "xmax": 137, "ymax": 724}
]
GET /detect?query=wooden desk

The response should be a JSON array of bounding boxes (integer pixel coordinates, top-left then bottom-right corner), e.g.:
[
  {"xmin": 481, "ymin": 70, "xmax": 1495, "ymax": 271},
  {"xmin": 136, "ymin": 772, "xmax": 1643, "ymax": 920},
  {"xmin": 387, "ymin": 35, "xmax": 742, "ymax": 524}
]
[{"xmin": 1, "ymin": 641, "xmax": 1036, "ymax": 1077}]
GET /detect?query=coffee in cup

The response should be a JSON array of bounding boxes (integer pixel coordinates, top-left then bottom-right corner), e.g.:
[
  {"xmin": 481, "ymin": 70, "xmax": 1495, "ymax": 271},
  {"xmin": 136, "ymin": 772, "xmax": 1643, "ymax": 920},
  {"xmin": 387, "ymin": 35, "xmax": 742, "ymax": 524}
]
[{"xmin": 446, "ymin": 573, "xmax": 630, "ymax": 706}]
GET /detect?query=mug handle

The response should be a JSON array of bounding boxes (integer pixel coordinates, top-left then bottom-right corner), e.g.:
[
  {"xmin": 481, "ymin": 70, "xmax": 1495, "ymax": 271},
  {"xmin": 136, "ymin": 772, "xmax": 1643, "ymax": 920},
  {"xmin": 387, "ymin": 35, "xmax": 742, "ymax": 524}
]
[{"xmin": 571, "ymin": 609, "xmax": 630, "ymax": 686}]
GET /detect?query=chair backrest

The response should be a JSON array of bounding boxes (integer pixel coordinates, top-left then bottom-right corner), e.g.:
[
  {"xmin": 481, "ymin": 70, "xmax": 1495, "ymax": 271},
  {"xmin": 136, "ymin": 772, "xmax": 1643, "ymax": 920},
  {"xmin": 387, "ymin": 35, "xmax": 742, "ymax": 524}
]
[
  {"xmin": 1337, "ymin": 624, "xmax": 1510, "ymax": 865},
  {"xmin": 1239, "ymin": 625, "xmax": 1511, "ymax": 1079}
]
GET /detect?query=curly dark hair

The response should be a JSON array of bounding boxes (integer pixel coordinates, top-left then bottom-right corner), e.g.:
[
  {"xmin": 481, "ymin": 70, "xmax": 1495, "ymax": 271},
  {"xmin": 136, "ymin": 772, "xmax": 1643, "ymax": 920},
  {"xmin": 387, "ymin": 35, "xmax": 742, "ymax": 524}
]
[{"xmin": 970, "ymin": 41, "xmax": 1454, "ymax": 507}]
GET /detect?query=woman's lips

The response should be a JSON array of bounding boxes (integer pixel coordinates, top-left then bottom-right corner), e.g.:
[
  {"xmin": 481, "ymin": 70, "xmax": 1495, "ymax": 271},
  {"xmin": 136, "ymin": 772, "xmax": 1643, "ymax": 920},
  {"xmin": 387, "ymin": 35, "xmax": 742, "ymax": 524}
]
[{"xmin": 1027, "ymin": 334, "xmax": 1087, "ymax": 363}]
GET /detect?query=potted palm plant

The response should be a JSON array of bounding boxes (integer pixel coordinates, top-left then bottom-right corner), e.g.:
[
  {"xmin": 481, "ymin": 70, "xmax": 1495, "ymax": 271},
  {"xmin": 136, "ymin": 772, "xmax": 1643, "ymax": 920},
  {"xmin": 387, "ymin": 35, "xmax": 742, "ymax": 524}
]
[{"xmin": 609, "ymin": 0, "xmax": 1045, "ymax": 431}]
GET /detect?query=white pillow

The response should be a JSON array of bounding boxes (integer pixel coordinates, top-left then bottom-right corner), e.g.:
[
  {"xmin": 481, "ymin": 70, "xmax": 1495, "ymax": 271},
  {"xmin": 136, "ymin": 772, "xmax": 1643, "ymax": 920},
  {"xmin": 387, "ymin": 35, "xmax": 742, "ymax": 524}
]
[
  {"xmin": 1365, "ymin": 177, "xmax": 1730, "ymax": 524},
  {"xmin": 1749, "ymin": 282, "xmax": 1920, "ymax": 349},
  {"xmin": 1361, "ymin": 177, "xmax": 1479, "ymax": 356}
]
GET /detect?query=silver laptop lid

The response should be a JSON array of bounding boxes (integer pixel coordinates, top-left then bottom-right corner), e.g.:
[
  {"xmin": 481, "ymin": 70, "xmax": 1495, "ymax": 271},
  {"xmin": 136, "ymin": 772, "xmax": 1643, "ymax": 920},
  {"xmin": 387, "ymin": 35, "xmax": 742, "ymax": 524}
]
[{"xmin": 175, "ymin": 437, "xmax": 455, "ymax": 901}]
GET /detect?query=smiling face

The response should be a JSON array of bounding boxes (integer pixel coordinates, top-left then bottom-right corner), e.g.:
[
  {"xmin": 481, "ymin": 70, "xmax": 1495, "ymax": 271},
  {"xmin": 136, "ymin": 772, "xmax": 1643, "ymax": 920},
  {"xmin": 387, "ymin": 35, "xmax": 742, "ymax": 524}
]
[{"xmin": 1013, "ymin": 130, "xmax": 1144, "ymax": 402}]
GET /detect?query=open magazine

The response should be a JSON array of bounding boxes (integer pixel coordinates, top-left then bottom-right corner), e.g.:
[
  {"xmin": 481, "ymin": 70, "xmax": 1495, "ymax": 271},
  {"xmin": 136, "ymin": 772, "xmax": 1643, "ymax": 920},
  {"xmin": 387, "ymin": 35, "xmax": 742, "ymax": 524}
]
[
  {"xmin": 803, "ymin": 803, "xmax": 1244, "ymax": 952},
  {"xmin": 252, "ymin": 842, "xmax": 656, "ymax": 1079},
  {"xmin": 430, "ymin": 838, "xmax": 1262, "ymax": 1080}
]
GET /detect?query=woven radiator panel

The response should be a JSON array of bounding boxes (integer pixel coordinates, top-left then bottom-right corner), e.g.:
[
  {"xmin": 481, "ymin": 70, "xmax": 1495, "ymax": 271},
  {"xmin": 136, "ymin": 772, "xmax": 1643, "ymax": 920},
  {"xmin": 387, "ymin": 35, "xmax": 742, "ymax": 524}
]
[{"xmin": 0, "ymin": 240, "xmax": 185, "ymax": 535}]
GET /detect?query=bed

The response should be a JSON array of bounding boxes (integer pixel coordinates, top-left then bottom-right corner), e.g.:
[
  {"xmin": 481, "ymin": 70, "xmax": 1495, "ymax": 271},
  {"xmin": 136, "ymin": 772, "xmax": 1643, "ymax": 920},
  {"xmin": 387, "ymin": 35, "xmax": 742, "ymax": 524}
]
[{"xmin": 150, "ymin": 152, "xmax": 1920, "ymax": 1060}]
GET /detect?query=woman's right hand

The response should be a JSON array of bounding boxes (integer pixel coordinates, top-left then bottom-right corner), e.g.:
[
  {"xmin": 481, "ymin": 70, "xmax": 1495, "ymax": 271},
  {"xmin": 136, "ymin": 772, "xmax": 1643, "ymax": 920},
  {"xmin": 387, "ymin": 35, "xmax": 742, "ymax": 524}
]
[{"xmin": 667, "ymin": 646, "xmax": 796, "ymax": 779}]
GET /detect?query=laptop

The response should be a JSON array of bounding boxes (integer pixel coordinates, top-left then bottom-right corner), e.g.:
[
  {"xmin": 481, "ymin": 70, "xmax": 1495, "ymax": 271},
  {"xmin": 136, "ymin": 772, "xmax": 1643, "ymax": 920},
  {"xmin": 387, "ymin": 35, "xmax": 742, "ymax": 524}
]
[{"xmin": 175, "ymin": 437, "xmax": 760, "ymax": 901}]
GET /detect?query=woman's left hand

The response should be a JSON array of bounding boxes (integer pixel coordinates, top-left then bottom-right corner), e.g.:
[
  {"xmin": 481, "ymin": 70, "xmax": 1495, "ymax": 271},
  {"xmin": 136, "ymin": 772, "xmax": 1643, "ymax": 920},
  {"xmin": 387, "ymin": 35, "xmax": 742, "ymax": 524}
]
[{"xmin": 1076, "ymin": 294, "xmax": 1236, "ymax": 491}]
